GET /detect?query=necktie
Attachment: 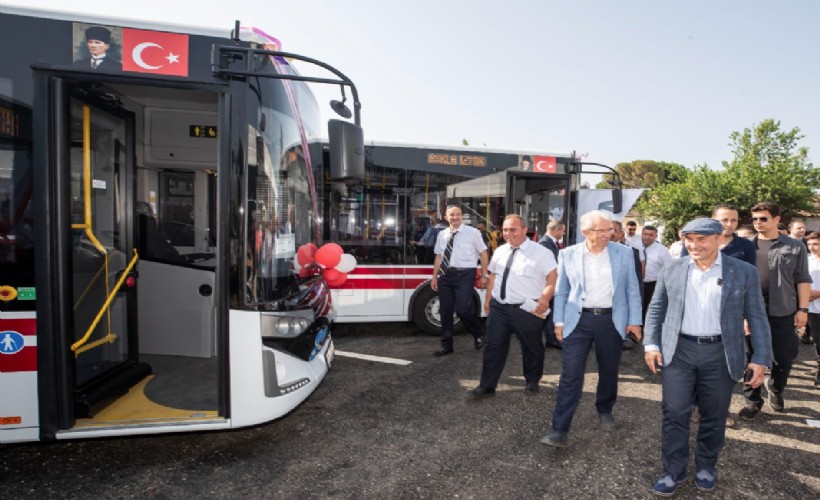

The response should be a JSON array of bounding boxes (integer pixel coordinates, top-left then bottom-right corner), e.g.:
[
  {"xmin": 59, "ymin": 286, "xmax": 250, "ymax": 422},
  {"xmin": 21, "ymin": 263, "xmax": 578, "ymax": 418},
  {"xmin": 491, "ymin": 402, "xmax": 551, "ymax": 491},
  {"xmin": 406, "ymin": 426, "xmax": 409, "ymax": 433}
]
[
  {"xmin": 499, "ymin": 247, "xmax": 519, "ymax": 301},
  {"xmin": 643, "ymin": 244, "xmax": 649, "ymax": 280},
  {"xmin": 440, "ymin": 231, "xmax": 457, "ymax": 274},
  {"xmin": 91, "ymin": 58, "xmax": 100, "ymax": 69}
]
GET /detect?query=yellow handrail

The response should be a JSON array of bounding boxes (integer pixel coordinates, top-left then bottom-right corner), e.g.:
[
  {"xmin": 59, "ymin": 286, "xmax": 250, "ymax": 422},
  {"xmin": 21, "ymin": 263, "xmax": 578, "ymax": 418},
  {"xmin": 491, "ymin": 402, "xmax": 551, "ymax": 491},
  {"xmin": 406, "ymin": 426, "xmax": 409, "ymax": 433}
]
[{"xmin": 72, "ymin": 248, "xmax": 139, "ymax": 354}]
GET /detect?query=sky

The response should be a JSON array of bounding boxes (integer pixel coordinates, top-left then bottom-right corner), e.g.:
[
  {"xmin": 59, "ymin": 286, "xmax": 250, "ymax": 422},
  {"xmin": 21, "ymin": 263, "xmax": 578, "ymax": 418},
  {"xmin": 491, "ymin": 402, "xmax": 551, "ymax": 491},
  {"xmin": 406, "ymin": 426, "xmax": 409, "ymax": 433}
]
[{"xmin": 4, "ymin": 0, "xmax": 820, "ymax": 173}]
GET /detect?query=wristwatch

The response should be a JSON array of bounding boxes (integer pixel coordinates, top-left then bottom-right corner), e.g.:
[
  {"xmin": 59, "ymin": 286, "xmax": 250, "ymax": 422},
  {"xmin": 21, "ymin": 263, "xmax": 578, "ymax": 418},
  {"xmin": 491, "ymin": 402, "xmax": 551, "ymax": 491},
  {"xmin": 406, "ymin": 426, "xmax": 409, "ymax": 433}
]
[{"xmin": 797, "ymin": 307, "xmax": 809, "ymax": 313}]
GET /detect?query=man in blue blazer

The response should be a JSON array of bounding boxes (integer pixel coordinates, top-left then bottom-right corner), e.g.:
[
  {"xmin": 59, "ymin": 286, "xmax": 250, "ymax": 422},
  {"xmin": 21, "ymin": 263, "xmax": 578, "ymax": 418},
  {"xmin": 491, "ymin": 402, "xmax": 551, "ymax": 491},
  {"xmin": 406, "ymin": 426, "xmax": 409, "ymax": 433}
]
[
  {"xmin": 644, "ymin": 218, "xmax": 772, "ymax": 496},
  {"xmin": 541, "ymin": 210, "xmax": 643, "ymax": 447}
]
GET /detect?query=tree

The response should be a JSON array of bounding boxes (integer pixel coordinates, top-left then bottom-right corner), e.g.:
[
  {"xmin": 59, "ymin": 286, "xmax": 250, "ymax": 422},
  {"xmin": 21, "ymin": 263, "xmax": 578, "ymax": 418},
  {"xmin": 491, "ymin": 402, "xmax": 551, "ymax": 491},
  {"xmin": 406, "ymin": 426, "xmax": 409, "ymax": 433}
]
[
  {"xmin": 638, "ymin": 119, "xmax": 820, "ymax": 244},
  {"xmin": 595, "ymin": 160, "xmax": 688, "ymax": 189}
]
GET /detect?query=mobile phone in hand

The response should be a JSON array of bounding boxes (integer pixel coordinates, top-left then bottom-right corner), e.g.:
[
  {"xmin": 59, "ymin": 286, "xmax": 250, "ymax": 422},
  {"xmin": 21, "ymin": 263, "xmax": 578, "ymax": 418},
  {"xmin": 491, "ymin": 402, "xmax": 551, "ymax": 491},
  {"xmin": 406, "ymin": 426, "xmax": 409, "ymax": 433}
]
[{"xmin": 743, "ymin": 368, "xmax": 754, "ymax": 383}]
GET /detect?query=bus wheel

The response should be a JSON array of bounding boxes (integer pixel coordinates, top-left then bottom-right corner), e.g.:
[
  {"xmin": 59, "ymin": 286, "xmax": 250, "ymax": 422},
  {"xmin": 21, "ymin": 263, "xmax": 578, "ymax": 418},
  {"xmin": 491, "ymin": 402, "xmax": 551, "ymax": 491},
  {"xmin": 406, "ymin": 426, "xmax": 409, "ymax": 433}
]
[{"xmin": 412, "ymin": 286, "xmax": 463, "ymax": 336}]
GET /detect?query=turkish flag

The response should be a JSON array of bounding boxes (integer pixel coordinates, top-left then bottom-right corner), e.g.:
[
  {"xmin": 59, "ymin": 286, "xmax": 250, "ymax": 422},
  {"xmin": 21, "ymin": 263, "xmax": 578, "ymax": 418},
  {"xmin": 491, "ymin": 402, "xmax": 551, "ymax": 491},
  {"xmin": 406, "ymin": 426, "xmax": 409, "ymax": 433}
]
[
  {"xmin": 121, "ymin": 28, "xmax": 189, "ymax": 76},
  {"xmin": 533, "ymin": 155, "xmax": 556, "ymax": 174}
]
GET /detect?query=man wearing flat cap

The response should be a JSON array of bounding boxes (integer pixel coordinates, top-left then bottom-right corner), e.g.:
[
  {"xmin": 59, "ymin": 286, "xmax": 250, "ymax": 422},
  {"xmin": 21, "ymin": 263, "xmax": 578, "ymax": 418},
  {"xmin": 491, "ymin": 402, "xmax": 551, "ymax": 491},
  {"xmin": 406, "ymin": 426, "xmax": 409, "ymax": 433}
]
[
  {"xmin": 643, "ymin": 218, "xmax": 772, "ymax": 496},
  {"xmin": 74, "ymin": 26, "xmax": 120, "ymax": 71}
]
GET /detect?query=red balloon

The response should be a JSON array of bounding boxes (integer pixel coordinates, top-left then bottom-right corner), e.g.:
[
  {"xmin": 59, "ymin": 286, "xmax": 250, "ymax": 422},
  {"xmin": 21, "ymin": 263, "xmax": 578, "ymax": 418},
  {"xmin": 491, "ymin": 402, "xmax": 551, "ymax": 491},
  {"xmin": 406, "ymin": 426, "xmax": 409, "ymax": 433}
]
[
  {"xmin": 315, "ymin": 243, "xmax": 343, "ymax": 269},
  {"xmin": 296, "ymin": 243, "xmax": 318, "ymax": 266},
  {"xmin": 322, "ymin": 268, "xmax": 347, "ymax": 286}
]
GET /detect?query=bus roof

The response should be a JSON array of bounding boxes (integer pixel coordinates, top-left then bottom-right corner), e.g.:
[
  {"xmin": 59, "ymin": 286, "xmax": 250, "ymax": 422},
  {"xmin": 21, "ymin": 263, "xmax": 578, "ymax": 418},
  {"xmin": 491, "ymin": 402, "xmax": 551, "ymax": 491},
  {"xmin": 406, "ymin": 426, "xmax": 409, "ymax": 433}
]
[
  {"xmin": 364, "ymin": 140, "xmax": 574, "ymax": 159},
  {"xmin": 0, "ymin": 4, "xmax": 231, "ymax": 39}
]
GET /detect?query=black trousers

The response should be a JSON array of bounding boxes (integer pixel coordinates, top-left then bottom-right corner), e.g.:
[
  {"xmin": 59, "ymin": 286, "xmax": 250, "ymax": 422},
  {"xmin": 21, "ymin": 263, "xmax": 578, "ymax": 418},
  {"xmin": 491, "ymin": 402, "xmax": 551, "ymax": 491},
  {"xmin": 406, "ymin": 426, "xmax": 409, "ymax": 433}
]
[
  {"xmin": 642, "ymin": 281, "xmax": 657, "ymax": 321},
  {"xmin": 744, "ymin": 313, "xmax": 799, "ymax": 405},
  {"xmin": 437, "ymin": 269, "xmax": 484, "ymax": 349},
  {"xmin": 479, "ymin": 299, "xmax": 545, "ymax": 388}
]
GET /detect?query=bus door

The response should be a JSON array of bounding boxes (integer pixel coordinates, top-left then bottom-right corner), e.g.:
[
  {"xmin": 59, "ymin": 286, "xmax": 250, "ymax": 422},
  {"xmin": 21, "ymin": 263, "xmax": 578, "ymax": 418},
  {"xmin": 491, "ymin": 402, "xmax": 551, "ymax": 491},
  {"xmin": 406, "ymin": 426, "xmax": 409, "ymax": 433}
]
[
  {"xmin": 66, "ymin": 89, "xmax": 148, "ymax": 418},
  {"xmin": 39, "ymin": 78, "xmax": 148, "ymax": 429},
  {"xmin": 505, "ymin": 172, "xmax": 571, "ymax": 243}
]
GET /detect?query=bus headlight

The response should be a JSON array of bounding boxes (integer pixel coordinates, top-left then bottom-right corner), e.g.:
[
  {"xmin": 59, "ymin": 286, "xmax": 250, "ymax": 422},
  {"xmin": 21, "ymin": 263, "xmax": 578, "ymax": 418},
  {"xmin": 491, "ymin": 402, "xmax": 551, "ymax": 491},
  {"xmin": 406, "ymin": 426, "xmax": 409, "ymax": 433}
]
[{"xmin": 260, "ymin": 311, "xmax": 314, "ymax": 338}]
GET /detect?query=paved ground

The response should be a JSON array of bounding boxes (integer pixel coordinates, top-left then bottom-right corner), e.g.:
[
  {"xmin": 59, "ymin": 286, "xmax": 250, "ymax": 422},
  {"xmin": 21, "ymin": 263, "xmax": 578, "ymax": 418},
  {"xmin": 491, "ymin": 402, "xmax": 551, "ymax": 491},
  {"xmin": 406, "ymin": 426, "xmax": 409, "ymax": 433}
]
[{"xmin": 3, "ymin": 322, "xmax": 819, "ymax": 499}]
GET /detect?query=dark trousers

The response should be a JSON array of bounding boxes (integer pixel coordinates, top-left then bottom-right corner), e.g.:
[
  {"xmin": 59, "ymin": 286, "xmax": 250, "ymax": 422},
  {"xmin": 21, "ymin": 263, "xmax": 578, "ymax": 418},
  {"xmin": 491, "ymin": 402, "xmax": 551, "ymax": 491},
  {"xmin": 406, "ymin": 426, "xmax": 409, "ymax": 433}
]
[
  {"xmin": 542, "ymin": 298, "xmax": 562, "ymax": 347},
  {"xmin": 810, "ymin": 313, "xmax": 820, "ymax": 363},
  {"xmin": 744, "ymin": 313, "xmax": 799, "ymax": 405},
  {"xmin": 642, "ymin": 281, "xmax": 657, "ymax": 321},
  {"xmin": 551, "ymin": 312, "xmax": 623, "ymax": 433},
  {"xmin": 437, "ymin": 269, "xmax": 483, "ymax": 349},
  {"xmin": 661, "ymin": 337, "xmax": 735, "ymax": 477},
  {"xmin": 479, "ymin": 299, "xmax": 545, "ymax": 388}
]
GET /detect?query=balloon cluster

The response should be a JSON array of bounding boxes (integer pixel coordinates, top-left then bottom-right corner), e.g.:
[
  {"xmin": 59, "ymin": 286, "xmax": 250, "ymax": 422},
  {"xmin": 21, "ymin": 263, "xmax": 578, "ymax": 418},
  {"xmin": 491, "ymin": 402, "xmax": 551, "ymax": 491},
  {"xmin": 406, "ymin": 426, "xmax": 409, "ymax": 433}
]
[{"xmin": 294, "ymin": 242, "xmax": 357, "ymax": 287}]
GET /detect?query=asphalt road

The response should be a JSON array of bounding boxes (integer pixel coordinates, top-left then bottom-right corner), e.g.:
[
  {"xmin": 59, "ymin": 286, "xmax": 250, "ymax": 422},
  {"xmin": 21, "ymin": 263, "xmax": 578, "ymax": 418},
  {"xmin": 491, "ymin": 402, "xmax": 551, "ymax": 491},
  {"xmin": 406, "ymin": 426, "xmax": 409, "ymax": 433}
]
[{"xmin": 3, "ymin": 322, "xmax": 819, "ymax": 499}]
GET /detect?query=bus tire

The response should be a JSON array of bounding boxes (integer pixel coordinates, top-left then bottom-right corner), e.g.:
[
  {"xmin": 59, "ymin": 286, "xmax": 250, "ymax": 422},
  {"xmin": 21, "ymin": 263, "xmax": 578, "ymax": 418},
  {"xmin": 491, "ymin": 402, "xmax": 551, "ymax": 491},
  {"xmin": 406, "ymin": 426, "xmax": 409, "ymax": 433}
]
[{"xmin": 412, "ymin": 285, "xmax": 466, "ymax": 336}]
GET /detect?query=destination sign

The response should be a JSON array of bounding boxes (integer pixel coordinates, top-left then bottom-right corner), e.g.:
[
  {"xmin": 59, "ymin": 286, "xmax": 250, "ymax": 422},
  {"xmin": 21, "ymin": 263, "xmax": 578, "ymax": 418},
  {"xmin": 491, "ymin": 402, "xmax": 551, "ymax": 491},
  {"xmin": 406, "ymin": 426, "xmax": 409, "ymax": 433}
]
[
  {"xmin": 0, "ymin": 106, "xmax": 20, "ymax": 139},
  {"xmin": 427, "ymin": 153, "xmax": 486, "ymax": 167}
]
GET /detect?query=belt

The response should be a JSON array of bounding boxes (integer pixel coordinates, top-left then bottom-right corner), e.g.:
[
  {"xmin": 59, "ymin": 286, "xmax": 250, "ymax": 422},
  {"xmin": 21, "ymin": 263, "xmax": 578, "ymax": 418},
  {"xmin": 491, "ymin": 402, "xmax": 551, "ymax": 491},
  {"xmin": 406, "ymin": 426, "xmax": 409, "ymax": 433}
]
[
  {"xmin": 491, "ymin": 298, "xmax": 523, "ymax": 307},
  {"xmin": 680, "ymin": 333, "xmax": 722, "ymax": 344},
  {"xmin": 445, "ymin": 267, "xmax": 474, "ymax": 272},
  {"xmin": 582, "ymin": 307, "xmax": 612, "ymax": 315}
]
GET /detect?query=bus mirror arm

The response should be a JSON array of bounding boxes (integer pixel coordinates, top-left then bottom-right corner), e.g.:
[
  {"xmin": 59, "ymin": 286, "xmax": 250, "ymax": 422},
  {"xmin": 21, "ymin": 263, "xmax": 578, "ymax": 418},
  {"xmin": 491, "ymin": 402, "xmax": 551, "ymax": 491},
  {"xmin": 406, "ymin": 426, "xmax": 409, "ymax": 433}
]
[
  {"xmin": 213, "ymin": 45, "xmax": 362, "ymax": 127},
  {"xmin": 569, "ymin": 161, "xmax": 623, "ymax": 214}
]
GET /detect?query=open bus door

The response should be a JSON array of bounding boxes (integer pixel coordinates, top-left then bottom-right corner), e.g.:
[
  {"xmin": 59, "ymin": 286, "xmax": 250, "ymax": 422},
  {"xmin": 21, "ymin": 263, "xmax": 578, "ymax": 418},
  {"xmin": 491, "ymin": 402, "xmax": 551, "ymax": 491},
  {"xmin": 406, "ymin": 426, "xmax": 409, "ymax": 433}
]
[
  {"xmin": 35, "ymin": 77, "xmax": 148, "ymax": 433},
  {"xmin": 505, "ymin": 171, "xmax": 572, "ymax": 244}
]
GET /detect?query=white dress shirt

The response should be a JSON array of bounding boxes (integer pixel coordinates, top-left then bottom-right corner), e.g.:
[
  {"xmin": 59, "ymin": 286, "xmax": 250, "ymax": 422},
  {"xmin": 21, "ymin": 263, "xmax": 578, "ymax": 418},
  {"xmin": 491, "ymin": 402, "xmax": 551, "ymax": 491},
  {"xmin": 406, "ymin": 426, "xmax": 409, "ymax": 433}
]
[
  {"xmin": 434, "ymin": 224, "xmax": 487, "ymax": 268},
  {"xmin": 583, "ymin": 245, "xmax": 613, "ymax": 308},
  {"xmin": 809, "ymin": 253, "xmax": 820, "ymax": 314},
  {"xmin": 680, "ymin": 252, "xmax": 723, "ymax": 336},
  {"xmin": 488, "ymin": 239, "xmax": 557, "ymax": 304},
  {"xmin": 643, "ymin": 241, "xmax": 672, "ymax": 282}
]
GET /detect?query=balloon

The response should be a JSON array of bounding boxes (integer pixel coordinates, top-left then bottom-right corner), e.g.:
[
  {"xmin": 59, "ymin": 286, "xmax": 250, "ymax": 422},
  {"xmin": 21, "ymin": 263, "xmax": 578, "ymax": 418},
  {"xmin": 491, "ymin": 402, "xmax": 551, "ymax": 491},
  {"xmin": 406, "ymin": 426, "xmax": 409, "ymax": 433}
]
[
  {"xmin": 322, "ymin": 267, "xmax": 347, "ymax": 286},
  {"xmin": 293, "ymin": 254, "xmax": 302, "ymax": 272},
  {"xmin": 315, "ymin": 243, "xmax": 343, "ymax": 269},
  {"xmin": 296, "ymin": 243, "xmax": 318, "ymax": 266},
  {"xmin": 336, "ymin": 253, "xmax": 357, "ymax": 273},
  {"xmin": 298, "ymin": 267, "xmax": 312, "ymax": 278}
]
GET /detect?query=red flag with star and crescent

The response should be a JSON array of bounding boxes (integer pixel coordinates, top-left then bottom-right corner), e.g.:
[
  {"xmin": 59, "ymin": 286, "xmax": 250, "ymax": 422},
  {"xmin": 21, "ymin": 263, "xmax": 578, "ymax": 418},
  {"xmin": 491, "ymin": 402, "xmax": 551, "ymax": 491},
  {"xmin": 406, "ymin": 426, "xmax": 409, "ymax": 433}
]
[
  {"xmin": 533, "ymin": 155, "xmax": 557, "ymax": 174},
  {"xmin": 121, "ymin": 28, "xmax": 189, "ymax": 76}
]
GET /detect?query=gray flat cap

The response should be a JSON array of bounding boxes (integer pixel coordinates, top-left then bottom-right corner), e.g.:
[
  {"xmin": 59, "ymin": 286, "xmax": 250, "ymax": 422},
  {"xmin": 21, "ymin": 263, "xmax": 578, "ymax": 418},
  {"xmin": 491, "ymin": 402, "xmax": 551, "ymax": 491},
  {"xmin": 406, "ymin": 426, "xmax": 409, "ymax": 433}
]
[{"xmin": 681, "ymin": 218, "xmax": 723, "ymax": 235}]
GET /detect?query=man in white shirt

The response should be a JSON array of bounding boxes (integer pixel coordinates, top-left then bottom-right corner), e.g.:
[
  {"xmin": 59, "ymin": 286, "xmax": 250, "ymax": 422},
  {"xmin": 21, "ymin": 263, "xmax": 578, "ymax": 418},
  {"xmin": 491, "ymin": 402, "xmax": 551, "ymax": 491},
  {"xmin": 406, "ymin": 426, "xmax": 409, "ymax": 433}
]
[
  {"xmin": 625, "ymin": 220, "xmax": 642, "ymax": 248},
  {"xmin": 431, "ymin": 205, "xmax": 489, "ymax": 356},
  {"xmin": 541, "ymin": 210, "xmax": 642, "ymax": 447},
  {"xmin": 470, "ymin": 215, "xmax": 557, "ymax": 397},
  {"xmin": 807, "ymin": 231, "xmax": 820, "ymax": 388},
  {"xmin": 641, "ymin": 225, "xmax": 673, "ymax": 320}
]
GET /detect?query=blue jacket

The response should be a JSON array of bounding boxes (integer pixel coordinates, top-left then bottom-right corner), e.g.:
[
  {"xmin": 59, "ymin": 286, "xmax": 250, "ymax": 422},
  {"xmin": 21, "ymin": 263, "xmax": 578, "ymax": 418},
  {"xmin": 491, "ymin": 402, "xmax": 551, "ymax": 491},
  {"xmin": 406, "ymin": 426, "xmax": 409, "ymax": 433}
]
[
  {"xmin": 553, "ymin": 242, "xmax": 643, "ymax": 339},
  {"xmin": 643, "ymin": 255, "xmax": 773, "ymax": 380}
]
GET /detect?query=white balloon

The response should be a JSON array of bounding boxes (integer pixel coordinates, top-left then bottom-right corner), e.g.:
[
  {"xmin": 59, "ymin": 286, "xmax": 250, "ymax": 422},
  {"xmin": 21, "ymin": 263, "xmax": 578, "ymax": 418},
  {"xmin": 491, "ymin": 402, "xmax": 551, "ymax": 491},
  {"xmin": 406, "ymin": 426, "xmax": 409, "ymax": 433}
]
[
  {"xmin": 335, "ymin": 253, "xmax": 357, "ymax": 273},
  {"xmin": 293, "ymin": 254, "xmax": 302, "ymax": 272}
]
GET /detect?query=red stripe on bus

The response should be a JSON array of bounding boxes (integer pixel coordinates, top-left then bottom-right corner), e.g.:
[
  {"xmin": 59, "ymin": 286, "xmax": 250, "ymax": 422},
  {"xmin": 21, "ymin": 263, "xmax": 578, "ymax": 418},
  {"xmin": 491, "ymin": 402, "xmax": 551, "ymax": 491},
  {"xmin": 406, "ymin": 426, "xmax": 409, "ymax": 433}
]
[
  {"xmin": 0, "ymin": 347, "xmax": 37, "ymax": 373},
  {"xmin": 347, "ymin": 266, "xmax": 436, "ymax": 276},
  {"xmin": 331, "ymin": 278, "xmax": 429, "ymax": 290},
  {"xmin": 0, "ymin": 318, "xmax": 36, "ymax": 335}
]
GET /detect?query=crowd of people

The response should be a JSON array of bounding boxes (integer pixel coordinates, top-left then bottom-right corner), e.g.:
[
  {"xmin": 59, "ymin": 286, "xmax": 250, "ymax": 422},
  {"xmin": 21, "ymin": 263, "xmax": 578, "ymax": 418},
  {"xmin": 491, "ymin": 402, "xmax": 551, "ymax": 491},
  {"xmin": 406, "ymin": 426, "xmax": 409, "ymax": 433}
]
[{"xmin": 427, "ymin": 201, "xmax": 818, "ymax": 497}]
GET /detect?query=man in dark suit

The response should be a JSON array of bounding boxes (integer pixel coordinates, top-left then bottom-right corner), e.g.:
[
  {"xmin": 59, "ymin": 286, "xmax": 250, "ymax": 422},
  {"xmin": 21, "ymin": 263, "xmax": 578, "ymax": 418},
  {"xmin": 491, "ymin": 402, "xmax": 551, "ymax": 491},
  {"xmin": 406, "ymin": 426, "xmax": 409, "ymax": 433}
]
[
  {"xmin": 644, "ymin": 218, "xmax": 772, "ymax": 496},
  {"xmin": 538, "ymin": 220, "xmax": 564, "ymax": 349},
  {"xmin": 537, "ymin": 220, "xmax": 564, "ymax": 259},
  {"xmin": 540, "ymin": 210, "xmax": 642, "ymax": 447},
  {"xmin": 74, "ymin": 26, "xmax": 121, "ymax": 71}
]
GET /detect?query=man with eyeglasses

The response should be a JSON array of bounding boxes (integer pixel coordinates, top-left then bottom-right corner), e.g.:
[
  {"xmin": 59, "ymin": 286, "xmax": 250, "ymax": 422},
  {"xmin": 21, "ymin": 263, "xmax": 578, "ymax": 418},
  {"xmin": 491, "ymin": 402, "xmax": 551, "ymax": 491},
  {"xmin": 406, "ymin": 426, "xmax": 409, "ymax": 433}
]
[
  {"xmin": 541, "ymin": 210, "xmax": 642, "ymax": 447},
  {"xmin": 739, "ymin": 201, "xmax": 811, "ymax": 420}
]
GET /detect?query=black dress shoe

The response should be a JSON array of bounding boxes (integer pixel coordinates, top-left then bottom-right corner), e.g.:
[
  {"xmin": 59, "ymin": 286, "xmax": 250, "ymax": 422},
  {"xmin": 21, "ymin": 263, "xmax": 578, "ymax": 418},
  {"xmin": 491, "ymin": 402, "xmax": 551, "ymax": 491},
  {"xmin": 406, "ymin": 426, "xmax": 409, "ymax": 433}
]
[
  {"xmin": 524, "ymin": 382, "xmax": 540, "ymax": 394},
  {"xmin": 470, "ymin": 386, "xmax": 496, "ymax": 398},
  {"xmin": 474, "ymin": 336, "xmax": 485, "ymax": 350},
  {"xmin": 433, "ymin": 348, "xmax": 454, "ymax": 357}
]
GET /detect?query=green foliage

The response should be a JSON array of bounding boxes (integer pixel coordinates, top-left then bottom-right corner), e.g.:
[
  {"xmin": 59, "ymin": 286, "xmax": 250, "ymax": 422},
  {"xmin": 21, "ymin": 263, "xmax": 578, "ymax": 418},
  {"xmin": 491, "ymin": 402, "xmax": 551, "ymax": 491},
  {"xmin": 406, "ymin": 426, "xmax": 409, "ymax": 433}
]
[
  {"xmin": 637, "ymin": 119, "xmax": 819, "ymax": 241},
  {"xmin": 595, "ymin": 160, "xmax": 689, "ymax": 189}
]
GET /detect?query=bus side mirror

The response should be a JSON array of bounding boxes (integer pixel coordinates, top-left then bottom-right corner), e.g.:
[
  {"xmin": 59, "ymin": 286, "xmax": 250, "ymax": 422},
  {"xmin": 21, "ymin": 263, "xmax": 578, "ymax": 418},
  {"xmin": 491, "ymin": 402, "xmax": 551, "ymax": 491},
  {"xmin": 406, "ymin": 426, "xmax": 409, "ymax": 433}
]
[
  {"xmin": 612, "ymin": 188, "xmax": 623, "ymax": 214},
  {"xmin": 328, "ymin": 119, "xmax": 364, "ymax": 181}
]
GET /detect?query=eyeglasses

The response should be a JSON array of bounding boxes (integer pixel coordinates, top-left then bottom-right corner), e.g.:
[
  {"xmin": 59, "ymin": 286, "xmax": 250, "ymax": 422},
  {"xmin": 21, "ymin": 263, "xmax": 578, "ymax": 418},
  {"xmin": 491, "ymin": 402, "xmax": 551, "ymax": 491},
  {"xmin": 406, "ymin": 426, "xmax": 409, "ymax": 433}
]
[{"xmin": 751, "ymin": 217, "xmax": 769, "ymax": 222}]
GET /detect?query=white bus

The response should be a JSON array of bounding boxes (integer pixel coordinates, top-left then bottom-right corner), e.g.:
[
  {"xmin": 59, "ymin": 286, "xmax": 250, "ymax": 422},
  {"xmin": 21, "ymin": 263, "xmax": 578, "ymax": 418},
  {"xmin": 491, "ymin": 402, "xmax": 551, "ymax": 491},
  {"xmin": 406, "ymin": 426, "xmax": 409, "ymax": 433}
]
[
  {"xmin": 319, "ymin": 143, "xmax": 625, "ymax": 334},
  {"xmin": 0, "ymin": 6, "xmax": 364, "ymax": 443}
]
